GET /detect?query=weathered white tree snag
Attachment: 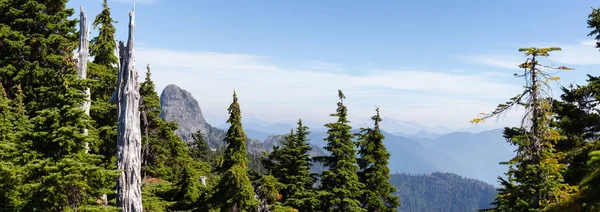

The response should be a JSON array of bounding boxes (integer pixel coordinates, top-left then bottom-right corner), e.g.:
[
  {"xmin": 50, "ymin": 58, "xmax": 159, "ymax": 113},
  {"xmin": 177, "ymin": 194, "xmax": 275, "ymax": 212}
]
[
  {"xmin": 200, "ymin": 176, "xmax": 207, "ymax": 187},
  {"xmin": 110, "ymin": 6, "xmax": 143, "ymax": 212},
  {"xmin": 78, "ymin": 6, "xmax": 91, "ymax": 152}
]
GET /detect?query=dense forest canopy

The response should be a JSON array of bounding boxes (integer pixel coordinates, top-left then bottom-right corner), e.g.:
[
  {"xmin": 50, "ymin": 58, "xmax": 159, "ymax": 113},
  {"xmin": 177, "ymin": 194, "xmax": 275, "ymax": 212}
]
[{"xmin": 1, "ymin": 0, "xmax": 600, "ymax": 212}]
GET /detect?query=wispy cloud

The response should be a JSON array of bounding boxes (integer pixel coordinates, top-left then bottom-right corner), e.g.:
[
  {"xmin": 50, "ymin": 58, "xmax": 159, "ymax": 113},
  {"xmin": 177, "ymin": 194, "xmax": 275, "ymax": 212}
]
[
  {"xmin": 306, "ymin": 61, "xmax": 344, "ymax": 73},
  {"xmin": 457, "ymin": 55, "xmax": 522, "ymax": 70},
  {"xmin": 136, "ymin": 47, "xmax": 522, "ymax": 130},
  {"xmin": 551, "ymin": 41, "xmax": 600, "ymax": 65},
  {"xmin": 459, "ymin": 40, "xmax": 600, "ymax": 69}
]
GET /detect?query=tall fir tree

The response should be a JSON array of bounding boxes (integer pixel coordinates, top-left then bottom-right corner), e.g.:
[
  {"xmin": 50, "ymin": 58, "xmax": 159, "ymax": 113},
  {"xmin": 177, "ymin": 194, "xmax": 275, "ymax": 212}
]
[
  {"xmin": 473, "ymin": 47, "xmax": 575, "ymax": 211},
  {"xmin": 139, "ymin": 65, "xmax": 171, "ymax": 179},
  {"xmin": 90, "ymin": 0, "xmax": 118, "ymax": 66},
  {"xmin": 138, "ymin": 65, "xmax": 210, "ymax": 210},
  {"xmin": 211, "ymin": 91, "xmax": 260, "ymax": 211},
  {"xmin": 0, "ymin": 1, "xmax": 118, "ymax": 210},
  {"xmin": 551, "ymin": 80, "xmax": 600, "ymax": 186},
  {"xmin": 356, "ymin": 108, "xmax": 400, "ymax": 211},
  {"xmin": 544, "ymin": 75, "xmax": 600, "ymax": 211},
  {"xmin": 263, "ymin": 119, "xmax": 317, "ymax": 211},
  {"xmin": 0, "ymin": 85, "xmax": 30, "ymax": 210},
  {"xmin": 139, "ymin": 65, "xmax": 209, "ymax": 181},
  {"xmin": 314, "ymin": 90, "xmax": 366, "ymax": 212},
  {"xmin": 546, "ymin": 8, "xmax": 600, "ymax": 211},
  {"xmin": 88, "ymin": 0, "xmax": 119, "ymax": 166}
]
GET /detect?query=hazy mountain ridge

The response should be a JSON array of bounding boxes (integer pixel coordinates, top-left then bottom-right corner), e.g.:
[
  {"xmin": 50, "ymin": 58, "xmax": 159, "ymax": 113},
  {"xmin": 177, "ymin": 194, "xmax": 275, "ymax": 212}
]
[
  {"xmin": 414, "ymin": 129, "xmax": 515, "ymax": 185},
  {"xmin": 236, "ymin": 120, "xmax": 513, "ymax": 185}
]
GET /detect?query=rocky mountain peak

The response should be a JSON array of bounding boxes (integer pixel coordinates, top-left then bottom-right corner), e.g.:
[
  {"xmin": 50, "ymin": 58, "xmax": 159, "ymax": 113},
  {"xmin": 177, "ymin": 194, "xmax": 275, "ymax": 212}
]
[{"xmin": 159, "ymin": 84, "xmax": 209, "ymax": 141}]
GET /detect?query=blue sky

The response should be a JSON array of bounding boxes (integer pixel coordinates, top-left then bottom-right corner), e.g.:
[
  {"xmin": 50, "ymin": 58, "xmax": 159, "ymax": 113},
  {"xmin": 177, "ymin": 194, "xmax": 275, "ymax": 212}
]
[{"xmin": 67, "ymin": 0, "xmax": 600, "ymax": 132}]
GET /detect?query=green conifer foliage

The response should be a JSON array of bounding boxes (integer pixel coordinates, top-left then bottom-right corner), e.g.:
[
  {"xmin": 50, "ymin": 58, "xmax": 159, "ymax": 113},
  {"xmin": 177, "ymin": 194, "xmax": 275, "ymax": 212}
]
[
  {"xmin": 212, "ymin": 91, "xmax": 259, "ymax": 211},
  {"xmin": 535, "ymin": 9, "xmax": 600, "ymax": 211},
  {"xmin": 545, "ymin": 79, "xmax": 600, "ymax": 211},
  {"xmin": 256, "ymin": 174, "xmax": 296, "ymax": 212},
  {"xmin": 139, "ymin": 65, "xmax": 209, "ymax": 181},
  {"xmin": 473, "ymin": 48, "xmax": 575, "ymax": 211},
  {"xmin": 219, "ymin": 91, "xmax": 250, "ymax": 170},
  {"xmin": 138, "ymin": 66, "xmax": 210, "ymax": 210},
  {"xmin": 264, "ymin": 119, "xmax": 317, "ymax": 211},
  {"xmin": 0, "ymin": 84, "xmax": 22, "ymax": 210},
  {"xmin": 587, "ymin": 7, "xmax": 600, "ymax": 49},
  {"xmin": 171, "ymin": 157, "xmax": 207, "ymax": 211},
  {"xmin": 314, "ymin": 90, "xmax": 366, "ymax": 212},
  {"xmin": 90, "ymin": 0, "xmax": 118, "ymax": 66},
  {"xmin": 88, "ymin": 0, "xmax": 119, "ymax": 164},
  {"xmin": 190, "ymin": 130, "xmax": 216, "ymax": 165},
  {"xmin": 0, "ymin": 1, "xmax": 118, "ymax": 210},
  {"xmin": 356, "ymin": 108, "xmax": 400, "ymax": 211},
  {"xmin": 551, "ymin": 80, "xmax": 600, "ymax": 186},
  {"xmin": 139, "ymin": 65, "xmax": 170, "ymax": 179}
]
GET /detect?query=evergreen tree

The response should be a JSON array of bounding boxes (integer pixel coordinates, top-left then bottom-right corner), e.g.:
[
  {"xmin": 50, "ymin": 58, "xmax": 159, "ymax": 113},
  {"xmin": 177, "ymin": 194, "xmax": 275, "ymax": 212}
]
[
  {"xmin": 545, "ymin": 9, "xmax": 600, "ymax": 208},
  {"xmin": 139, "ymin": 65, "xmax": 210, "ymax": 181},
  {"xmin": 90, "ymin": 0, "xmax": 118, "ymax": 66},
  {"xmin": 314, "ymin": 90, "xmax": 366, "ymax": 212},
  {"xmin": 170, "ymin": 157, "xmax": 207, "ymax": 211},
  {"xmin": 264, "ymin": 119, "xmax": 317, "ymax": 211},
  {"xmin": 211, "ymin": 91, "xmax": 259, "ymax": 211},
  {"xmin": 356, "ymin": 108, "xmax": 400, "ymax": 211},
  {"xmin": 138, "ymin": 65, "xmax": 210, "ymax": 210},
  {"xmin": 0, "ymin": 1, "xmax": 118, "ymax": 210},
  {"xmin": 588, "ymin": 6, "xmax": 600, "ymax": 49},
  {"xmin": 255, "ymin": 174, "xmax": 296, "ymax": 212},
  {"xmin": 0, "ymin": 85, "xmax": 28, "ymax": 210},
  {"xmin": 139, "ymin": 65, "xmax": 171, "ymax": 179},
  {"xmin": 190, "ymin": 130, "xmax": 220, "ymax": 167},
  {"xmin": 546, "ymin": 75, "xmax": 600, "ymax": 191},
  {"xmin": 473, "ymin": 47, "xmax": 575, "ymax": 211},
  {"xmin": 88, "ymin": 0, "xmax": 119, "ymax": 166}
]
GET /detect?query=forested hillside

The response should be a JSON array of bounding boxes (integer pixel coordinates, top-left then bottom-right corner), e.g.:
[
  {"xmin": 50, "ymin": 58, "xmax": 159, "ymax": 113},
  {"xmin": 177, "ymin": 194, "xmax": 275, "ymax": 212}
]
[
  {"xmin": 2, "ymin": 0, "xmax": 600, "ymax": 211},
  {"xmin": 392, "ymin": 172, "xmax": 496, "ymax": 212}
]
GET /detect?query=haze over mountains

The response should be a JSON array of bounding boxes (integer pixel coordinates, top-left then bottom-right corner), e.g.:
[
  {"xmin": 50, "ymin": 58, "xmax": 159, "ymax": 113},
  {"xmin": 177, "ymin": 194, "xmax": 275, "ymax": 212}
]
[
  {"xmin": 160, "ymin": 84, "xmax": 514, "ymax": 185},
  {"xmin": 213, "ymin": 112, "xmax": 499, "ymax": 138}
]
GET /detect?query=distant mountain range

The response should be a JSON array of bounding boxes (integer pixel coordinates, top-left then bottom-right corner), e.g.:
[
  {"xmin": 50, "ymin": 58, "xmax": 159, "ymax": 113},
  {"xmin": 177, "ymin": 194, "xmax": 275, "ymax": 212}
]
[
  {"xmin": 160, "ymin": 84, "xmax": 514, "ymax": 186},
  {"xmin": 213, "ymin": 111, "xmax": 499, "ymax": 136}
]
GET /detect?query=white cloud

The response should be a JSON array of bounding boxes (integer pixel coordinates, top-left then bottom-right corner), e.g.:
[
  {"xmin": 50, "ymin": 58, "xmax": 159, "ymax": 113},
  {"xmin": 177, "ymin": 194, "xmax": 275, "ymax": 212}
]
[
  {"xmin": 551, "ymin": 41, "xmax": 600, "ymax": 65},
  {"xmin": 459, "ymin": 40, "xmax": 600, "ymax": 69},
  {"xmin": 135, "ymin": 47, "xmax": 522, "ymax": 130},
  {"xmin": 457, "ymin": 55, "xmax": 523, "ymax": 70},
  {"xmin": 306, "ymin": 61, "xmax": 344, "ymax": 73}
]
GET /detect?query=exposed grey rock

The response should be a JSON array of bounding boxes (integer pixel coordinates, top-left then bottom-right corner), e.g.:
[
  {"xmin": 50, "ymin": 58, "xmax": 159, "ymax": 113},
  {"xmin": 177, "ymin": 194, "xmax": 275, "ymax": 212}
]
[
  {"xmin": 247, "ymin": 138, "xmax": 266, "ymax": 156},
  {"xmin": 262, "ymin": 134, "xmax": 284, "ymax": 153},
  {"xmin": 160, "ymin": 84, "xmax": 210, "ymax": 142}
]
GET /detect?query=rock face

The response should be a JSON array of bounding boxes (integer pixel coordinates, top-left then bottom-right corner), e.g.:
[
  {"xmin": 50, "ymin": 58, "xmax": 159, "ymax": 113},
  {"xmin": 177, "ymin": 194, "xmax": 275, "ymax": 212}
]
[
  {"xmin": 159, "ymin": 84, "xmax": 265, "ymax": 155},
  {"xmin": 159, "ymin": 84, "xmax": 210, "ymax": 142}
]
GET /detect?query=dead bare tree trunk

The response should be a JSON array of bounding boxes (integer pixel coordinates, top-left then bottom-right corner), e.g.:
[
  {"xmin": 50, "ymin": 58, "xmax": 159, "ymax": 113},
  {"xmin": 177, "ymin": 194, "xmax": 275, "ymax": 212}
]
[
  {"xmin": 110, "ymin": 6, "xmax": 143, "ymax": 212},
  {"xmin": 78, "ymin": 6, "xmax": 90, "ymax": 152}
]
